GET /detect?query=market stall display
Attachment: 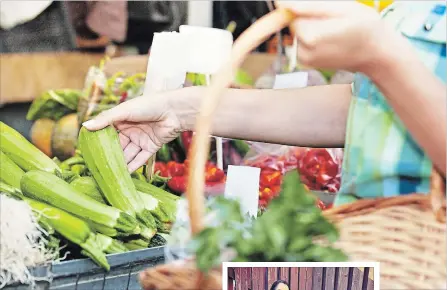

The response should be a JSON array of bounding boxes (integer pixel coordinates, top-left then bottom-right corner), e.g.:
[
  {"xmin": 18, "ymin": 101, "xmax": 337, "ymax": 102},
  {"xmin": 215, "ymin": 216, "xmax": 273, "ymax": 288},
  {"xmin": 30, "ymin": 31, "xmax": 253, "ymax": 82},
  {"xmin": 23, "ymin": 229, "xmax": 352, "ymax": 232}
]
[
  {"xmin": 0, "ymin": 121, "xmax": 180, "ymax": 287},
  {"xmin": 138, "ymin": 8, "xmax": 446, "ymax": 290},
  {"xmin": 22, "ymin": 54, "xmax": 340, "ymax": 211}
]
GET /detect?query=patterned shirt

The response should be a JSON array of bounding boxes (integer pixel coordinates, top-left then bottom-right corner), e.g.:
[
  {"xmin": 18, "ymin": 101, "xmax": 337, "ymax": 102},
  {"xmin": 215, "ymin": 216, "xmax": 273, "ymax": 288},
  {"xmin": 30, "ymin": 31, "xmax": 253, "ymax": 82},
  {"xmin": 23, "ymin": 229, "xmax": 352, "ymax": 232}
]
[{"xmin": 335, "ymin": 1, "xmax": 446, "ymax": 205}]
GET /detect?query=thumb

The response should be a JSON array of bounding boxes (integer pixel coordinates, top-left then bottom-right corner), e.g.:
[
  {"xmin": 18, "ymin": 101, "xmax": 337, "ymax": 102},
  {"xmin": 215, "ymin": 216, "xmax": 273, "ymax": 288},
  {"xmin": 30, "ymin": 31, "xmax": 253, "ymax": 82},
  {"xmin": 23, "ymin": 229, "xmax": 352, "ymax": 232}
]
[
  {"xmin": 275, "ymin": 1, "xmax": 365, "ymax": 18},
  {"xmin": 82, "ymin": 103, "xmax": 130, "ymax": 131}
]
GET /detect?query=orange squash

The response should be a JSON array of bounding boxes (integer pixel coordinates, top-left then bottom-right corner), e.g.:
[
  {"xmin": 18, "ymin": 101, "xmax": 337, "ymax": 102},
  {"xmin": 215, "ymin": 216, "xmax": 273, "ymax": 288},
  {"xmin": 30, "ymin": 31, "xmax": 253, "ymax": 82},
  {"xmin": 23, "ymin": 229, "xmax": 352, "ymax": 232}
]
[
  {"xmin": 51, "ymin": 113, "xmax": 80, "ymax": 161},
  {"xmin": 30, "ymin": 118, "xmax": 55, "ymax": 157},
  {"xmin": 30, "ymin": 113, "xmax": 80, "ymax": 160}
]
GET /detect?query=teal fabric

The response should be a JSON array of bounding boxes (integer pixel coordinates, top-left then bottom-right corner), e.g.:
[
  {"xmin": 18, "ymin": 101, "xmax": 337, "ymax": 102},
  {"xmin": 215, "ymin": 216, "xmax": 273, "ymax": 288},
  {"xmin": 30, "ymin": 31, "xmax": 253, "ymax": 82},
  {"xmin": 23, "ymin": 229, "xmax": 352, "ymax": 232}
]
[{"xmin": 335, "ymin": 1, "xmax": 446, "ymax": 205}]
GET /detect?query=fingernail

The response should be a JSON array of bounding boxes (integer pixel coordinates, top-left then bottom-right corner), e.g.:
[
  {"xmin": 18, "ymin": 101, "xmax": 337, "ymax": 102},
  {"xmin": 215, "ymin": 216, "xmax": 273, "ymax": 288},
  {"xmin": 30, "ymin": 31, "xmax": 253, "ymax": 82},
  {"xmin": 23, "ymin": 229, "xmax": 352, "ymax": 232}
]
[{"xmin": 82, "ymin": 120, "xmax": 95, "ymax": 128}]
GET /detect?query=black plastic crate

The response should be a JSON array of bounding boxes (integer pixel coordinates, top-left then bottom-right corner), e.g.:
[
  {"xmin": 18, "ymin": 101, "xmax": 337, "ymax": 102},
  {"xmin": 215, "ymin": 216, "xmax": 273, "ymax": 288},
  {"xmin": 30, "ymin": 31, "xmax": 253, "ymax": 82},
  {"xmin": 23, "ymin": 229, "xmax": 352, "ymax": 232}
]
[{"xmin": 5, "ymin": 247, "xmax": 165, "ymax": 290}]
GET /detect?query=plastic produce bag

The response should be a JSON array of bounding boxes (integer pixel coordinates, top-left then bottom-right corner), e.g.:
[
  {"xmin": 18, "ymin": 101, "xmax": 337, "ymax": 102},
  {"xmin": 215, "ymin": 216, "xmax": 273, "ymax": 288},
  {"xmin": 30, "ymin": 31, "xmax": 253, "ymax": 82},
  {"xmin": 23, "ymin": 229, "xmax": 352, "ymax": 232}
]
[
  {"xmin": 296, "ymin": 148, "xmax": 343, "ymax": 193},
  {"xmin": 242, "ymin": 142, "xmax": 343, "ymax": 209}
]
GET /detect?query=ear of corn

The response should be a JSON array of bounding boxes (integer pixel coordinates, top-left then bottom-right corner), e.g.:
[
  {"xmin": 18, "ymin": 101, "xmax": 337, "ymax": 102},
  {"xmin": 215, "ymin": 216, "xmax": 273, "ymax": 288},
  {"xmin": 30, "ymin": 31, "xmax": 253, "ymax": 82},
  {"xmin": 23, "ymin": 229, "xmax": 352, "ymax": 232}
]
[
  {"xmin": 95, "ymin": 233, "xmax": 128, "ymax": 254},
  {"xmin": 0, "ymin": 122, "xmax": 60, "ymax": 173},
  {"xmin": 70, "ymin": 177, "xmax": 107, "ymax": 204},
  {"xmin": 0, "ymin": 151, "xmax": 25, "ymax": 190},
  {"xmin": 78, "ymin": 126, "xmax": 157, "ymax": 237},
  {"xmin": 24, "ymin": 198, "xmax": 110, "ymax": 270},
  {"xmin": 20, "ymin": 170, "xmax": 140, "ymax": 235}
]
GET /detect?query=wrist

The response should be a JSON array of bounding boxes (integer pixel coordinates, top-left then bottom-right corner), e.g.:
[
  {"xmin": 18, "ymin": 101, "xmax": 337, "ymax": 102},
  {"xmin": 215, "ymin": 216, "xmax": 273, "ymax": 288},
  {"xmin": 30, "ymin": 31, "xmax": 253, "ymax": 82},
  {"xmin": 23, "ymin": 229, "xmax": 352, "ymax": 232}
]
[
  {"xmin": 361, "ymin": 25, "xmax": 409, "ymax": 82},
  {"xmin": 166, "ymin": 86, "xmax": 203, "ymax": 131}
]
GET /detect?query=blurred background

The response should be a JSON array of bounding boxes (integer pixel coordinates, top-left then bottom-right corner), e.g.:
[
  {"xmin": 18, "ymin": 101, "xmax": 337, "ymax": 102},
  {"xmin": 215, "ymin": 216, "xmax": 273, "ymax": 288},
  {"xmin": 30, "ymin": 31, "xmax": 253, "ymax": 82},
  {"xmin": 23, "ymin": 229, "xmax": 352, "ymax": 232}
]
[
  {"xmin": 0, "ymin": 1, "xmax": 279, "ymax": 55},
  {"xmin": 0, "ymin": 0, "xmax": 294, "ymax": 137},
  {"xmin": 0, "ymin": 0, "xmax": 391, "ymax": 197}
]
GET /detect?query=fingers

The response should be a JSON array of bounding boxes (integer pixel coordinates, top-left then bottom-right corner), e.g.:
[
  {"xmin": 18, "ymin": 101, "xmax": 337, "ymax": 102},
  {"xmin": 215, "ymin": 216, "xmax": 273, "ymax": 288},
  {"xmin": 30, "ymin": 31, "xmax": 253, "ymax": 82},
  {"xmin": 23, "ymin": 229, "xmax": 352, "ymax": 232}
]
[
  {"xmin": 82, "ymin": 103, "xmax": 131, "ymax": 131},
  {"xmin": 118, "ymin": 133, "xmax": 130, "ymax": 149},
  {"xmin": 123, "ymin": 143, "xmax": 142, "ymax": 164},
  {"xmin": 127, "ymin": 150, "xmax": 152, "ymax": 173}
]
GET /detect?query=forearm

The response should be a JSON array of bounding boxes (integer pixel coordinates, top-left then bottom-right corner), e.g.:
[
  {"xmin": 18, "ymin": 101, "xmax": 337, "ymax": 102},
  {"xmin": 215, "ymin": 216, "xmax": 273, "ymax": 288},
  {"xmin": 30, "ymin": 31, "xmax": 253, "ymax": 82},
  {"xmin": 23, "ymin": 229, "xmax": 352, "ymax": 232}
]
[
  {"xmin": 368, "ymin": 35, "xmax": 446, "ymax": 176},
  {"xmin": 169, "ymin": 85, "xmax": 351, "ymax": 147}
]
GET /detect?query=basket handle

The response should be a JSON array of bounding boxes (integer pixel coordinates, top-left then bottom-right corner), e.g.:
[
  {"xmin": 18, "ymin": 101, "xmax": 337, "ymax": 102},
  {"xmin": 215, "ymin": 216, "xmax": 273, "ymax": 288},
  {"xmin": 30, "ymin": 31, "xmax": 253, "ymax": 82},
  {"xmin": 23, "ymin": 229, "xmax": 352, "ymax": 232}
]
[
  {"xmin": 186, "ymin": 9, "xmax": 296, "ymax": 235},
  {"xmin": 430, "ymin": 170, "xmax": 446, "ymax": 223}
]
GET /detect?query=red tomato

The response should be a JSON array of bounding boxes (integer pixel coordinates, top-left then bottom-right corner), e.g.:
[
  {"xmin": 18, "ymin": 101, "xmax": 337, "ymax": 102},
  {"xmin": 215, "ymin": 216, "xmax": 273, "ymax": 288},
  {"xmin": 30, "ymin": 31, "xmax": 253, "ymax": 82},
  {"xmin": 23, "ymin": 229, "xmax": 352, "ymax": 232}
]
[
  {"xmin": 260, "ymin": 171, "xmax": 282, "ymax": 188},
  {"xmin": 167, "ymin": 176, "xmax": 187, "ymax": 193},
  {"xmin": 298, "ymin": 149, "xmax": 340, "ymax": 190},
  {"xmin": 260, "ymin": 187, "xmax": 275, "ymax": 201},
  {"xmin": 205, "ymin": 167, "xmax": 225, "ymax": 183},
  {"xmin": 270, "ymin": 185, "xmax": 281, "ymax": 195},
  {"xmin": 167, "ymin": 161, "xmax": 185, "ymax": 177},
  {"xmin": 154, "ymin": 162, "xmax": 169, "ymax": 177}
]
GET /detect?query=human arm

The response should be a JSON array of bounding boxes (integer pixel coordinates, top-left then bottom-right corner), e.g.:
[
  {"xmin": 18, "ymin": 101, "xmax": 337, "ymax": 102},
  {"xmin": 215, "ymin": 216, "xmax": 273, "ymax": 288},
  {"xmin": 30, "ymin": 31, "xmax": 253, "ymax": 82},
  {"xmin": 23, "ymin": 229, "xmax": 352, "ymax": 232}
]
[
  {"xmin": 83, "ymin": 84, "xmax": 351, "ymax": 171},
  {"xmin": 171, "ymin": 84, "xmax": 351, "ymax": 147}
]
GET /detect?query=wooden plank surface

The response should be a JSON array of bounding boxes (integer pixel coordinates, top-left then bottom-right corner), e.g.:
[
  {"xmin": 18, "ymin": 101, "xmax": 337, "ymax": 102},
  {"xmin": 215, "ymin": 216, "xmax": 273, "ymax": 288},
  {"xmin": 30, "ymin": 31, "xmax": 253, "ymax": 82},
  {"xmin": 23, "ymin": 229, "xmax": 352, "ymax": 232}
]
[
  {"xmin": 267, "ymin": 267, "xmax": 278, "ymax": 290},
  {"xmin": 366, "ymin": 276, "xmax": 374, "ymax": 290},
  {"xmin": 232, "ymin": 267, "xmax": 374, "ymax": 290},
  {"xmin": 289, "ymin": 268, "xmax": 299, "ymax": 290},
  {"xmin": 325, "ymin": 267, "xmax": 336, "ymax": 290},
  {"xmin": 252, "ymin": 268, "xmax": 266, "ymax": 290},
  {"xmin": 241, "ymin": 267, "xmax": 251, "ymax": 290},
  {"xmin": 312, "ymin": 268, "xmax": 323, "ymax": 290},
  {"xmin": 358, "ymin": 267, "xmax": 374, "ymax": 281},
  {"xmin": 337, "ymin": 267, "xmax": 350, "ymax": 290},
  {"xmin": 351, "ymin": 268, "xmax": 364, "ymax": 290},
  {"xmin": 235, "ymin": 268, "xmax": 242, "ymax": 290},
  {"xmin": 299, "ymin": 268, "xmax": 313, "ymax": 290},
  {"xmin": 279, "ymin": 267, "xmax": 289, "ymax": 283}
]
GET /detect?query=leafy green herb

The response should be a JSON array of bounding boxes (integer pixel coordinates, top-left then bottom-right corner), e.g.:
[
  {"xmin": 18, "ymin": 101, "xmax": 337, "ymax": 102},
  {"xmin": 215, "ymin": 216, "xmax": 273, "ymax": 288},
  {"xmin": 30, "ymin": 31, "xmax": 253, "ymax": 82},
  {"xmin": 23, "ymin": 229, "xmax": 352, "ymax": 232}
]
[{"xmin": 191, "ymin": 171, "xmax": 347, "ymax": 273}]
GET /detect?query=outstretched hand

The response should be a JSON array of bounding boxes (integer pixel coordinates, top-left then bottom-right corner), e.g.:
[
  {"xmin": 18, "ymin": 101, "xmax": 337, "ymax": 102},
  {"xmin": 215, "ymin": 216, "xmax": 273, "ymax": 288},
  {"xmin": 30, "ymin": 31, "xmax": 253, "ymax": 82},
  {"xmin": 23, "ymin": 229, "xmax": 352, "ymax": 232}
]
[{"xmin": 82, "ymin": 96, "xmax": 182, "ymax": 172}]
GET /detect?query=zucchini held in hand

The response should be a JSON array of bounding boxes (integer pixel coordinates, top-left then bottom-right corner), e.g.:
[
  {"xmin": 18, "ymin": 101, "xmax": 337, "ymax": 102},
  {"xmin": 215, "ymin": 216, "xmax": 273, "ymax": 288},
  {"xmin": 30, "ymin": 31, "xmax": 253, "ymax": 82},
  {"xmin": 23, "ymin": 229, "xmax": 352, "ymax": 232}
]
[
  {"xmin": 0, "ymin": 122, "xmax": 60, "ymax": 173},
  {"xmin": 20, "ymin": 170, "xmax": 140, "ymax": 235},
  {"xmin": 78, "ymin": 126, "xmax": 157, "ymax": 237}
]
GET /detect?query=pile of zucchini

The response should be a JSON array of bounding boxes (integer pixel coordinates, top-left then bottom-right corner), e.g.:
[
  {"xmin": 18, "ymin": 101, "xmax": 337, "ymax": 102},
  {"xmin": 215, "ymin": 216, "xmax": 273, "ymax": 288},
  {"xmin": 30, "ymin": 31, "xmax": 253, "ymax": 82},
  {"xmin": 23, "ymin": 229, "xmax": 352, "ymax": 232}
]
[{"xmin": 0, "ymin": 122, "xmax": 178, "ymax": 270}]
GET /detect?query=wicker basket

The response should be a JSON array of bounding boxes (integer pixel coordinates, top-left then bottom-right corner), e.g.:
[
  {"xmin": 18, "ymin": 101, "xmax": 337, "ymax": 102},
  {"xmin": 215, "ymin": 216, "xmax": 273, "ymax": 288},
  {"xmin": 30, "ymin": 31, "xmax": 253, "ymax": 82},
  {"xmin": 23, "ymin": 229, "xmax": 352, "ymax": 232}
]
[{"xmin": 139, "ymin": 9, "xmax": 446, "ymax": 290}]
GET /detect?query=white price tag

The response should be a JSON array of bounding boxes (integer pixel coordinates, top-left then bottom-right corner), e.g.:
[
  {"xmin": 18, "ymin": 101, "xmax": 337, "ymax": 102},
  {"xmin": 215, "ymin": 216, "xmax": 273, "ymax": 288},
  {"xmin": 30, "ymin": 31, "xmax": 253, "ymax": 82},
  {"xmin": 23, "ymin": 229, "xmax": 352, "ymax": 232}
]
[
  {"xmin": 224, "ymin": 165, "xmax": 260, "ymax": 217},
  {"xmin": 273, "ymin": 72, "xmax": 309, "ymax": 89},
  {"xmin": 144, "ymin": 32, "xmax": 187, "ymax": 95}
]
